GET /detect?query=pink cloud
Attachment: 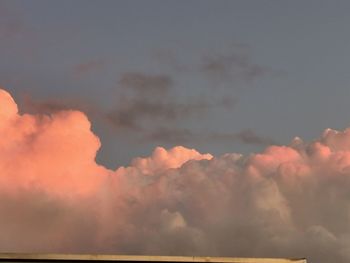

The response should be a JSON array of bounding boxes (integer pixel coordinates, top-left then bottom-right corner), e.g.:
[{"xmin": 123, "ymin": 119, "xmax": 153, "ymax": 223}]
[
  {"xmin": 0, "ymin": 89, "xmax": 106, "ymax": 195},
  {"xmin": 129, "ymin": 146, "xmax": 212, "ymax": 175},
  {"xmin": 1, "ymin": 88, "xmax": 350, "ymax": 262}
]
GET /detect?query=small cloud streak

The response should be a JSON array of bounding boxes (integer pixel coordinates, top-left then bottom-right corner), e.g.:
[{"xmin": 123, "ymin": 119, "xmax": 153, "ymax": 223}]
[
  {"xmin": 105, "ymin": 99, "xmax": 211, "ymax": 131},
  {"xmin": 119, "ymin": 72, "xmax": 173, "ymax": 94},
  {"xmin": 145, "ymin": 127, "xmax": 195, "ymax": 144},
  {"xmin": 145, "ymin": 127, "xmax": 276, "ymax": 146},
  {"xmin": 153, "ymin": 45, "xmax": 277, "ymax": 87},
  {"xmin": 0, "ymin": 20, "xmax": 24, "ymax": 39},
  {"xmin": 73, "ymin": 59, "xmax": 106, "ymax": 76},
  {"xmin": 200, "ymin": 52, "xmax": 269, "ymax": 84},
  {"xmin": 153, "ymin": 49, "xmax": 190, "ymax": 72},
  {"xmin": 20, "ymin": 93, "xmax": 96, "ymax": 116},
  {"xmin": 22, "ymin": 96, "xmax": 74, "ymax": 114},
  {"xmin": 0, "ymin": 3, "xmax": 26, "ymax": 40},
  {"xmin": 209, "ymin": 129, "xmax": 278, "ymax": 146}
]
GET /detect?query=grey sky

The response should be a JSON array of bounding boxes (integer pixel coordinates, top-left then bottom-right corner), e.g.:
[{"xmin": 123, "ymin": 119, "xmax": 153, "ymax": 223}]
[{"xmin": 2, "ymin": 0, "xmax": 350, "ymax": 168}]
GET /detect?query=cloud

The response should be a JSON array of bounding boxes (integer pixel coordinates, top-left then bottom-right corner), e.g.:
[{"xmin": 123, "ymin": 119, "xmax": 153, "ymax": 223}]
[
  {"xmin": 17, "ymin": 70, "xmax": 237, "ymax": 134},
  {"xmin": 2, "ymin": 88, "xmax": 350, "ymax": 262},
  {"xmin": 200, "ymin": 51, "xmax": 269, "ymax": 84},
  {"xmin": 73, "ymin": 59, "xmax": 106, "ymax": 76},
  {"xmin": 0, "ymin": 2, "xmax": 27, "ymax": 40},
  {"xmin": 145, "ymin": 127, "xmax": 195, "ymax": 144},
  {"xmin": 145, "ymin": 127, "xmax": 276, "ymax": 146},
  {"xmin": 209, "ymin": 129, "xmax": 278, "ymax": 146},
  {"xmin": 21, "ymin": 96, "xmax": 77, "ymax": 114},
  {"xmin": 0, "ymin": 20, "xmax": 24, "ymax": 39},
  {"xmin": 106, "ymin": 99, "xmax": 212, "ymax": 131},
  {"xmin": 0, "ymin": 89, "xmax": 106, "ymax": 195},
  {"xmin": 106, "ymin": 72, "xmax": 232, "ymax": 131},
  {"xmin": 19, "ymin": 94, "xmax": 98, "ymax": 119},
  {"xmin": 119, "ymin": 72, "xmax": 173, "ymax": 94},
  {"xmin": 128, "ymin": 146, "xmax": 212, "ymax": 175},
  {"xmin": 152, "ymin": 49, "xmax": 189, "ymax": 72},
  {"xmin": 153, "ymin": 45, "xmax": 275, "ymax": 86}
]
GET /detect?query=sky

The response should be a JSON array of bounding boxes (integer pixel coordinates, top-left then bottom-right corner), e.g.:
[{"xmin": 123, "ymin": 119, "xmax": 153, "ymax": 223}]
[
  {"xmin": 2, "ymin": 0, "xmax": 350, "ymax": 168},
  {"xmin": 1, "ymin": 1, "xmax": 350, "ymax": 263}
]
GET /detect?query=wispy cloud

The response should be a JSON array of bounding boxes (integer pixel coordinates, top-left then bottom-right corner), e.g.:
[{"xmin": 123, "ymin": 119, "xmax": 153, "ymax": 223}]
[
  {"xmin": 0, "ymin": 2, "xmax": 29, "ymax": 41},
  {"xmin": 145, "ymin": 127, "xmax": 277, "ymax": 146},
  {"xmin": 20, "ymin": 94, "xmax": 94, "ymax": 115},
  {"xmin": 106, "ymin": 99, "xmax": 211, "ymax": 131},
  {"xmin": 200, "ymin": 52, "xmax": 269, "ymax": 84},
  {"xmin": 73, "ymin": 59, "xmax": 106, "ymax": 76},
  {"xmin": 18, "ymin": 76, "xmax": 231, "ymax": 133},
  {"xmin": 145, "ymin": 127, "xmax": 195, "ymax": 144},
  {"xmin": 106, "ymin": 72, "xmax": 234, "ymax": 131},
  {"xmin": 209, "ymin": 129, "xmax": 278, "ymax": 146},
  {"xmin": 153, "ymin": 49, "xmax": 190, "ymax": 72},
  {"xmin": 153, "ymin": 45, "xmax": 277, "ymax": 87},
  {"xmin": 119, "ymin": 72, "xmax": 173, "ymax": 94}
]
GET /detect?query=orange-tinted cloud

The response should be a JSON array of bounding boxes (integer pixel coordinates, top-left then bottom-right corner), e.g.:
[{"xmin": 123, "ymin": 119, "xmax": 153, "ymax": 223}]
[
  {"xmin": 0, "ymin": 89, "xmax": 106, "ymax": 195},
  {"xmin": 2, "ymin": 88, "xmax": 350, "ymax": 263}
]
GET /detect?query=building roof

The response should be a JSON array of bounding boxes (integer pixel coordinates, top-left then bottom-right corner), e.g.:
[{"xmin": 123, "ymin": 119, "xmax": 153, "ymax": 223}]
[{"xmin": 0, "ymin": 254, "xmax": 306, "ymax": 263}]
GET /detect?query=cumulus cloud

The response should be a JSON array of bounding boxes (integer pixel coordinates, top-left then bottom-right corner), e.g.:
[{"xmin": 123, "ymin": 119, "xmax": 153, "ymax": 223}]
[
  {"xmin": 0, "ymin": 89, "xmax": 106, "ymax": 195},
  {"xmin": 1, "ymin": 88, "xmax": 350, "ymax": 263}
]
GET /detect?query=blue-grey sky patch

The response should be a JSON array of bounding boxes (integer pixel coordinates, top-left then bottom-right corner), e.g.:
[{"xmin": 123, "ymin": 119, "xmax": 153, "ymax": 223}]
[{"xmin": 2, "ymin": 0, "xmax": 350, "ymax": 167}]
